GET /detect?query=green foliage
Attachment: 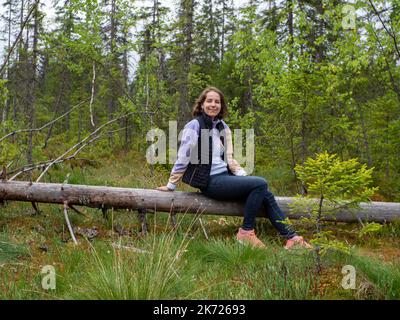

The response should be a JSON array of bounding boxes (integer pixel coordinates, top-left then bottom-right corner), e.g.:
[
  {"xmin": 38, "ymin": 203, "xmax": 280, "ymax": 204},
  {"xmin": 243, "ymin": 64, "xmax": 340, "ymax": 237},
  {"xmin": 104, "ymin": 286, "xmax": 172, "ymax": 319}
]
[
  {"xmin": 0, "ymin": 119, "xmax": 19, "ymax": 167},
  {"xmin": 310, "ymin": 231, "xmax": 351, "ymax": 256},
  {"xmin": 295, "ymin": 152, "xmax": 377, "ymax": 205},
  {"xmin": 358, "ymin": 222, "xmax": 384, "ymax": 238},
  {"xmin": 0, "ymin": 79, "xmax": 7, "ymax": 105},
  {"xmin": 0, "ymin": 139, "xmax": 19, "ymax": 168},
  {"xmin": 225, "ymin": 97, "xmax": 256, "ymax": 129},
  {"xmin": 293, "ymin": 152, "xmax": 377, "ymax": 270}
]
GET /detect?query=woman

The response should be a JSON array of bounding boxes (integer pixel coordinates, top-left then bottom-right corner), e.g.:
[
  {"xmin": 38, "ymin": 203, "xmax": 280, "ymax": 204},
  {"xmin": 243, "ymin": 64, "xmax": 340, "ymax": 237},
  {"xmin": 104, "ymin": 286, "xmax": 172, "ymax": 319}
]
[{"xmin": 157, "ymin": 87, "xmax": 311, "ymax": 249}]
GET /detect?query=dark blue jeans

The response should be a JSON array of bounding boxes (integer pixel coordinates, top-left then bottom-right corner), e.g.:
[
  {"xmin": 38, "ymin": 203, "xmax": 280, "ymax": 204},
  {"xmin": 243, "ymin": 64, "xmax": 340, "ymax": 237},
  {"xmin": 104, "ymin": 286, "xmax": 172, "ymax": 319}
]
[{"xmin": 201, "ymin": 172, "xmax": 296, "ymax": 239}]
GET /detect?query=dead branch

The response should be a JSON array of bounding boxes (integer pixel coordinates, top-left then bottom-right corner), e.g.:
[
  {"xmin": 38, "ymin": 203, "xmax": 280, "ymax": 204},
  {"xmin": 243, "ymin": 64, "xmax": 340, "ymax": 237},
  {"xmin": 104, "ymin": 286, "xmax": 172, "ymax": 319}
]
[
  {"xmin": 6, "ymin": 111, "xmax": 157, "ymax": 182},
  {"xmin": 8, "ymin": 158, "xmax": 97, "ymax": 181},
  {"xmin": 63, "ymin": 201, "xmax": 78, "ymax": 245},
  {"xmin": 43, "ymin": 77, "xmax": 67, "ymax": 149},
  {"xmin": 0, "ymin": 99, "xmax": 89, "ymax": 144},
  {"xmin": 68, "ymin": 204, "xmax": 89, "ymax": 218},
  {"xmin": 89, "ymin": 62, "xmax": 96, "ymax": 127},
  {"xmin": 35, "ymin": 112, "xmax": 136, "ymax": 182},
  {"xmin": 111, "ymin": 243, "xmax": 152, "ymax": 254},
  {"xmin": 367, "ymin": 14, "xmax": 400, "ymax": 105},
  {"xmin": 0, "ymin": 0, "xmax": 40, "ymax": 76},
  {"xmin": 8, "ymin": 123, "xmax": 134, "ymax": 181},
  {"xmin": 31, "ymin": 201, "xmax": 41, "ymax": 215},
  {"xmin": 368, "ymin": 0, "xmax": 400, "ymax": 59}
]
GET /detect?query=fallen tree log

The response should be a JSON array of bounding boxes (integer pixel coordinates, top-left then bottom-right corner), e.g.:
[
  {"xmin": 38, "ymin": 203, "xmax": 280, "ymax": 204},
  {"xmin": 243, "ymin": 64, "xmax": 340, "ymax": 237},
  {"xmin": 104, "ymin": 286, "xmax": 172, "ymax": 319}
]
[{"xmin": 0, "ymin": 180, "xmax": 399, "ymax": 223}]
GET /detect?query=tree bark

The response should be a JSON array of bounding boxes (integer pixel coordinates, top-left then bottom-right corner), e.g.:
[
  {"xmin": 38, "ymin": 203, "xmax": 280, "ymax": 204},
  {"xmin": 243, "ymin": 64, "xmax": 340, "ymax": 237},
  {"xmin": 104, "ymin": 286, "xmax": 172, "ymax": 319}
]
[
  {"xmin": 177, "ymin": 0, "xmax": 194, "ymax": 131},
  {"xmin": 287, "ymin": 0, "xmax": 294, "ymax": 63},
  {"xmin": 1, "ymin": 181, "xmax": 399, "ymax": 223},
  {"xmin": 26, "ymin": 1, "xmax": 40, "ymax": 168},
  {"xmin": 2, "ymin": 0, "xmax": 13, "ymax": 124}
]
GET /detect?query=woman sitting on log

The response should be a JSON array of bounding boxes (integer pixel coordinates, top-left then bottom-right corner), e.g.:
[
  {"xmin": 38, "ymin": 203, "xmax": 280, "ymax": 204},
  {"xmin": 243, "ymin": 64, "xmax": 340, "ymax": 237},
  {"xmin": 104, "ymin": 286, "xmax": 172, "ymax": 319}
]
[{"xmin": 157, "ymin": 86, "xmax": 311, "ymax": 249}]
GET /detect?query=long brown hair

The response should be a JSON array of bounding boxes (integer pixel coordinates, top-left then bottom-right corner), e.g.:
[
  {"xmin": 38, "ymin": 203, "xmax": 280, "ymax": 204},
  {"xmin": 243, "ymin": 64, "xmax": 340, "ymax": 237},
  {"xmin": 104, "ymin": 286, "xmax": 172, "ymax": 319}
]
[{"xmin": 192, "ymin": 87, "xmax": 228, "ymax": 119}]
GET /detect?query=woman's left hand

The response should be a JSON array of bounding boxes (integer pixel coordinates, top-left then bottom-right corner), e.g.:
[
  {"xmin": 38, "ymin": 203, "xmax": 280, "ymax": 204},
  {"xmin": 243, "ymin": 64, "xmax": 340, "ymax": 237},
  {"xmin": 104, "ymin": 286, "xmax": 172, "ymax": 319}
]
[{"xmin": 157, "ymin": 185, "xmax": 173, "ymax": 192}]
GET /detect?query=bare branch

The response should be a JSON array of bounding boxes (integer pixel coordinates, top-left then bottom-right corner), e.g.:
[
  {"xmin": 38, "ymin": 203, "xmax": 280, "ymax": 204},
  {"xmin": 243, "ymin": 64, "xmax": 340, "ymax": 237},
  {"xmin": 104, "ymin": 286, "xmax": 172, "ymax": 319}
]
[
  {"xmin": 0, "ymin": 0, "xmax": 40, "ymax": 76},
  {"xmin": 367, "ymin": 15, "xmax": 400, "ymax": 104},
  {"xmin": 63, "ymin": 202, "xmax": 78, "ymax": 245},
  {"xmin": 0, "ymin": 99, "xmax": 89, "ymax": 144},
  {"xmin": 89, "ymin": 63, "xmax": 96, "ymax": 127},
  {"xmin": 8, "ymin": 123, "xmax": 135, "ymax": 180},
  {"xmin": 35, "ymin": 112, "xmax": 136, "ymax": 182},
  {"xmin": 68, "ymin": 204, "xmax": 89, "ymax": 218},
  {"xmin": 31, "ymin": 202, "xmax": 41, "ymax": 215},
  {"xmin": 368, "ymin": 0, "xmax": 400, "ymax": 60},
  {"xmin": 7, "ymin": 111, "xmax": 152, "ymax": 181},
  {"xmin": 9, "ymin": 157, "xmax": 97, "ymax": 181}
]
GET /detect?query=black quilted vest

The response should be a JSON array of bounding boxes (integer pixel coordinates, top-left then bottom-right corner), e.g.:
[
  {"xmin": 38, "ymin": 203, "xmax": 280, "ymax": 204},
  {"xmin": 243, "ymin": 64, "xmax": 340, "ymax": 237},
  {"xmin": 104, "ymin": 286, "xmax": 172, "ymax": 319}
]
[{"xmin": 181, "ymin": 113, "xmax": 227, "ymax": 189}]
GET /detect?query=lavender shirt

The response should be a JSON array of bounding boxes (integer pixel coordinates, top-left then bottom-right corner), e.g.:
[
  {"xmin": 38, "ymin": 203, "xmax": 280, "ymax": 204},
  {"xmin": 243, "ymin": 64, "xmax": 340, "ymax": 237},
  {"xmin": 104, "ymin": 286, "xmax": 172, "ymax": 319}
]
[{"xmin": 166, "ymin": 118, "xmax": 228, "ymax": 190}]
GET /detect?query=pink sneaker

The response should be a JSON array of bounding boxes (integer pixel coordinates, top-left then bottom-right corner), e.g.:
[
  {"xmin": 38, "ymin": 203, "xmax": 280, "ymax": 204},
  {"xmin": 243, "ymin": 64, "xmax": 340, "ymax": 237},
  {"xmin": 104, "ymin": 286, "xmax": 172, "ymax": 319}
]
[
  {"xmin": 284, "ymin": 236, "xmax": 312, "ymax": 250},
  {"xmin": 236, "ymin": 228, "xmax": 266, "ymax": 249}
]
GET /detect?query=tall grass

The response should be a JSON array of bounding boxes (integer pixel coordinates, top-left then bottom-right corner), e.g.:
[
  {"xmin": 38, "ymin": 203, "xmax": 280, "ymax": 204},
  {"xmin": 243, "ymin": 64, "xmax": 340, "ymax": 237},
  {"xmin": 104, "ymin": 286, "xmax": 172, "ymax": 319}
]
[
  {"xmin": 0, "ymin": 233, "xmax": 35, "ymax": 299},
  {"xmin": 0, "ymin": 233, "xmax": 30, "ymax": 264},
  {"xmin": 349, "ymin": 254, "xmax": 400, "ymax": 299},
  {"xmin": 185, "ymin": 239, "xmax": 316, "ymax": 299},
  {"xmin": 327, "ymin": 251, "xmax": 400, "ymax": 300},
  {"xmin": 68, "ymin": 214, "xmax": 199, "ymax": 299}
]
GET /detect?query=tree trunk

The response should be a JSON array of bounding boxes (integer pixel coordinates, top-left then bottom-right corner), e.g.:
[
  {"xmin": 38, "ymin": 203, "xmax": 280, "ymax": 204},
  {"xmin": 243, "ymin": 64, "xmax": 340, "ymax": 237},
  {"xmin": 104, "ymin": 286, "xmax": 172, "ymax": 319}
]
[
  {"xmin": 27, "ymin": 1, "xmax": 40, "ymax": 167},
  {"xmin": 1, "ymin": 181, "xmax": 399, "ymax": 223},
  {"xmin": 107, "ymin": 0, "xmax": 118, "ymax": 146},
  {"xmin": 177, "ymin": 0, "xmax": 194, "ymax": 131},
  {"xmin": 287, "ymin": 0, "xmax": 294, "ymax": 63},
  {"xmin": 357, "ymin": 103, "xmax": 373, "ymax": 167},
  {"xmin": 43, "ymin": 76, "xmax": 66, "ymax": 149},
  {"xmin": 2, "ymin": 0, "xmax": 13, "ymax": 124}
]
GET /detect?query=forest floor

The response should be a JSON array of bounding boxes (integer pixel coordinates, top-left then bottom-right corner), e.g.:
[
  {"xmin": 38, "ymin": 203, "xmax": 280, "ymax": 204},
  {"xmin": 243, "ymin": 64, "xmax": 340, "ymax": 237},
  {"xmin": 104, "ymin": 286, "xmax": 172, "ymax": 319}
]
[{"xmin": 1, "ymin": 150, "xmax": 399, "ymax": 300}]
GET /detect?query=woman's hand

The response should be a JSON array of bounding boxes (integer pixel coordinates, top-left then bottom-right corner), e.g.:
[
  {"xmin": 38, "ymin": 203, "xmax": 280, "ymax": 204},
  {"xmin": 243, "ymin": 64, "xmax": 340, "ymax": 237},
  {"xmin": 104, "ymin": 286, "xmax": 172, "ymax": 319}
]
[{"xmin": 156, "ymin": 185, "xmax": 173, "ymax": 192}]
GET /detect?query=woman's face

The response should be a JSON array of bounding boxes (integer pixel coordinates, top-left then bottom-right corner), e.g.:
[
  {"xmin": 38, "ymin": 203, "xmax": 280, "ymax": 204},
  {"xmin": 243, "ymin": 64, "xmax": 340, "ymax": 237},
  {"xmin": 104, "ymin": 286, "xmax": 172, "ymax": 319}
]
[{"xmin": 202, "ymin": 91, "xmax": 221, "ymax": 120}]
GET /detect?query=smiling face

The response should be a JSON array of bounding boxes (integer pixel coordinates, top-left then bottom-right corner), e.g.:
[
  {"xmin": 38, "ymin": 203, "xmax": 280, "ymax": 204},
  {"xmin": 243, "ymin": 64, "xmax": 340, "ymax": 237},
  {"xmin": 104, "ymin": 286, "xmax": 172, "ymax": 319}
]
[{"xmin": 202, "ymin": 91, "xmax": 222, "ymax": 120}]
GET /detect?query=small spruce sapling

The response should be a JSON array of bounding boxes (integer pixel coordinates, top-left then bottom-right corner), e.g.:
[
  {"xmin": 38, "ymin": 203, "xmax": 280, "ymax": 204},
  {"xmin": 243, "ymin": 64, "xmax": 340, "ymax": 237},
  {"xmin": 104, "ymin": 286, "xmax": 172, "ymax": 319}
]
[{"xmin": 290, "ymin": 152, "xmax": 377, "ymax": 272}]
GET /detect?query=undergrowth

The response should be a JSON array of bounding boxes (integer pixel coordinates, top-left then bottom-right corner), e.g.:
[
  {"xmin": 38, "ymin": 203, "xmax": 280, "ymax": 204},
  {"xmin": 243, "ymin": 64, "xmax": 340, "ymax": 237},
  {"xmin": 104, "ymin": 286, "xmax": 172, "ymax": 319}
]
[{"xmin": 0, "ymin": 150, "xmax": 399, "ymax": 300}]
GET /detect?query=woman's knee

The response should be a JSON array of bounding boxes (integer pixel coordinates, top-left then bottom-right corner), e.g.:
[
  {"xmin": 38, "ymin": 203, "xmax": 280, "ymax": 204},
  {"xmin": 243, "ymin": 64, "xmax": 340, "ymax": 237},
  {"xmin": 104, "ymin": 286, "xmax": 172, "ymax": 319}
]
[{"xmin": 253, "ymin": 176, "xmax": 268, "ymax": 189}]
